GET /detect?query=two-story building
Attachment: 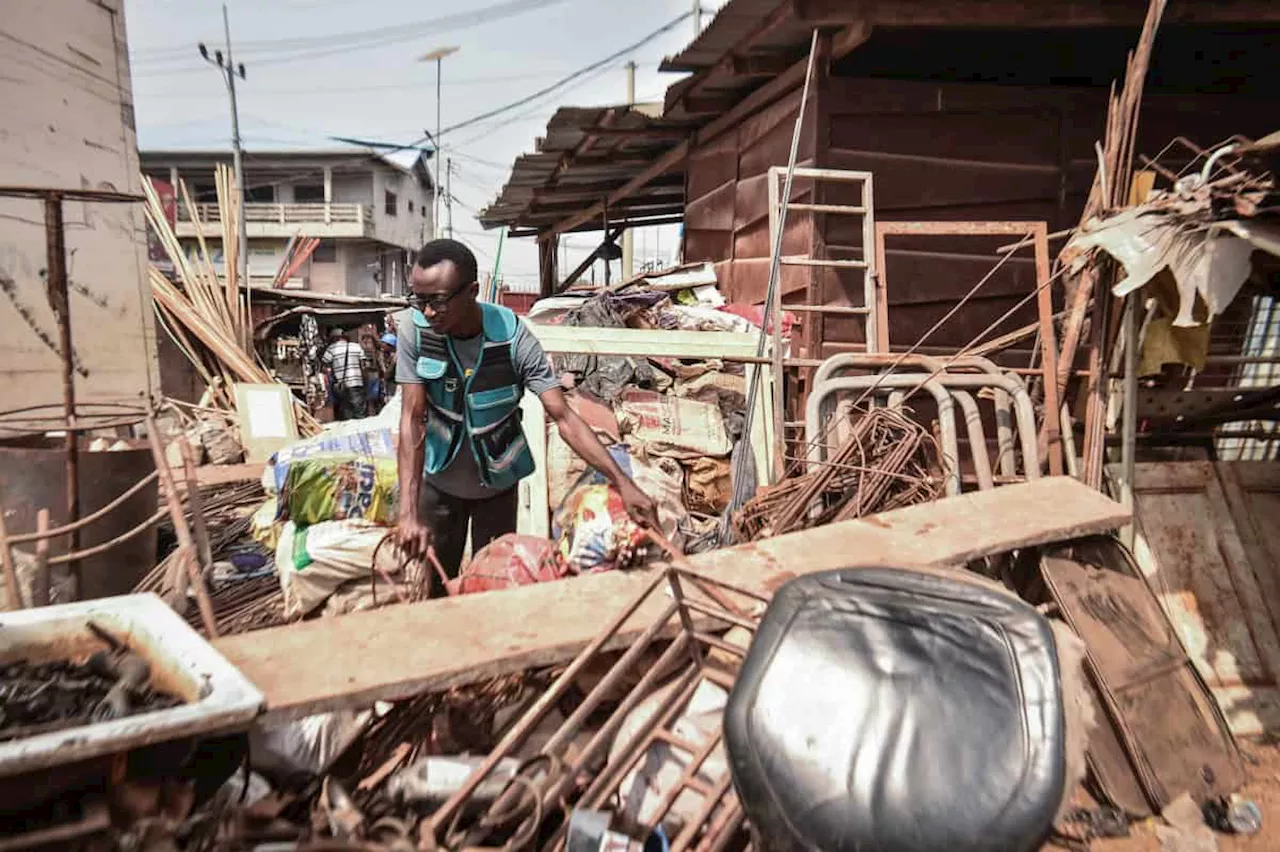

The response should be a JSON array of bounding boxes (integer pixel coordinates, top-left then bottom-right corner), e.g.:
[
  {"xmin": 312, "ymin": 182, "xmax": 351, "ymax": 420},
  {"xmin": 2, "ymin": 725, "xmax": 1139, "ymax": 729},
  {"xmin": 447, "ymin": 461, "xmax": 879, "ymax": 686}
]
[{"xmin": 141, "ymin": 148, "xmax": 434, "ymax": 297}]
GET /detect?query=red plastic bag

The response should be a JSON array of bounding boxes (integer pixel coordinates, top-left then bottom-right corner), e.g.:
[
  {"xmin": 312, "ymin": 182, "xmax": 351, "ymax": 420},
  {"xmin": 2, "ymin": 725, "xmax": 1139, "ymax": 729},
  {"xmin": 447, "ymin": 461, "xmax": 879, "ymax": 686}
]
[{"xmin": 449, "ymin": 534, "xmax": 562, "ymax": 595}]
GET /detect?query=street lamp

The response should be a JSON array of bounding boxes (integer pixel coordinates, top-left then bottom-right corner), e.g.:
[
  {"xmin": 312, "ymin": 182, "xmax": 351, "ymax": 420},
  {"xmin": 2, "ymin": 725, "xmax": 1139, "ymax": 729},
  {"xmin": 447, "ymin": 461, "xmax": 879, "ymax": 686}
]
[{"xmin": 419, "ymin": 45, "xmax": 458, "ymax": 240}]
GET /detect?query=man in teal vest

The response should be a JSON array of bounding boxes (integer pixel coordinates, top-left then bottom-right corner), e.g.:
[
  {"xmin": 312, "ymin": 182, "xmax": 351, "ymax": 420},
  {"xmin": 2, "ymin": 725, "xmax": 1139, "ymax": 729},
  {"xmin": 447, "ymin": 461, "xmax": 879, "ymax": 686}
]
[{"xmin": 395, "ymin": 239, "xmax": 658, "ymax": 587}]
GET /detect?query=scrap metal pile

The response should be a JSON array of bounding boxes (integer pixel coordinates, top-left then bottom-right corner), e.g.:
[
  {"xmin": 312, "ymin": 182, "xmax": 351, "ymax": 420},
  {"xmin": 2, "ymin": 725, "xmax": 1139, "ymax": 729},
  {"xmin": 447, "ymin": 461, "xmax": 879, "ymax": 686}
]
[
  {"xmin": 0, "ymin": 623, "xmax": 182, "ymax": 741},
  {"xmin": 733, "ymin": 405, "xmax": 942, "ymax": 540}
]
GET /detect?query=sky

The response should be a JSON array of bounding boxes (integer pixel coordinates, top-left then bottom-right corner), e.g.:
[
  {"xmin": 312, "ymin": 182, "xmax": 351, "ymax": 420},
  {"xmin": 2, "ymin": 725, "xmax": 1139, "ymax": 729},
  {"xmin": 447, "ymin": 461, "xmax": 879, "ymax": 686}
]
[{"xmin": 123, "ymin": 0, "xmax": 717, "ymax": 292}]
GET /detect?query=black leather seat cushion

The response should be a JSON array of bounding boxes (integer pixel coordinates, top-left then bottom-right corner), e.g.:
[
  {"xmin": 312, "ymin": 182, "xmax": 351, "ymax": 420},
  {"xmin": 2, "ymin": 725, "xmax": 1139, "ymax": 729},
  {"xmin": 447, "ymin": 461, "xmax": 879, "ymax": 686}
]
[{"xmin": 724, "ymin": 568, "xmax": 1065, "ymax": 852}]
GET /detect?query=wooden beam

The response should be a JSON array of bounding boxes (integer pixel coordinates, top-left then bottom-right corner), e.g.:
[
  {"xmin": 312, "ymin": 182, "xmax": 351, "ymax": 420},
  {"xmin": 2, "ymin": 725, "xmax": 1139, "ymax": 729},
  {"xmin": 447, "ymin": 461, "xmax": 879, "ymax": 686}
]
[
  {"xmin": 543, "ymin": 142, "xmax": 690, "ymax": 239},
  {"xmin": 731, "ymin": 53, "xmax": 795, "ymax": 76},
  {"xmin": 683, "ymin": 94, "xmax": 744, "ymax": 115},
  {"xmin": 533, "ymin": 180, "xmax": 682, "ymax": 205},
  {"xmin": 537, "ymin": 233, "xmax": 559, "ymax": 297},
  {"xmin": 588, "ymin": 127, "xmax": 691, "ymax": 141},
  {"xmin": 214, "ymin": 477, "xmax": 1129, "ymax": 724},
  {"xmin": 558, "ymin": 226, "xmax": 625, "ymax": 291},
  {"xmin": 662, "ymin": 0, "xmax": 800, "ymax": 75},
  {"xmin": 793, "ymin": 0, "xmax": 865, "ymax": 25}
]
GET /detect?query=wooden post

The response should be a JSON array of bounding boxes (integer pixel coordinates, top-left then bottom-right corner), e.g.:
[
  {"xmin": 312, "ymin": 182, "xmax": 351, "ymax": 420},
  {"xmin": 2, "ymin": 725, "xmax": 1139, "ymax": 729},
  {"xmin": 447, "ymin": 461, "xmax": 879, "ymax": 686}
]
[
  {"xmin": 0, "ymin": 512, "xmax": 26, "ymax": 610},
  {"xmin": 33, "ymin": 510, "xmax": 50, "ymax": 607},
  {"xmin": 180, "ymin": 438, "xmax": 214, "ymax": 574},
  {"xmin": 1033, "ymin": 223, "xmax": 1064, "ymax": 476},
  {"xmin": 145, "ymin": 417, "xmax": 219, "ymax": 638},
  {"xmin": 537, "ymin": 232, "xmax": 560, "ymax": 297}
]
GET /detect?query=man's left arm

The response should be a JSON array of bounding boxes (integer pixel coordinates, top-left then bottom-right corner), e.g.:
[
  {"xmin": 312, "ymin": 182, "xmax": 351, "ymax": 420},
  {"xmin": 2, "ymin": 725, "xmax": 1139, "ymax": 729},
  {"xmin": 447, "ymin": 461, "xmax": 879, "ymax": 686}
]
[
  {"xmin": 540, "ymin": 387, "xmax": 658, "ymax": 530},
  {"xmin": 512, "ymin": 322, "xmax": 658, "ymax": 530}
]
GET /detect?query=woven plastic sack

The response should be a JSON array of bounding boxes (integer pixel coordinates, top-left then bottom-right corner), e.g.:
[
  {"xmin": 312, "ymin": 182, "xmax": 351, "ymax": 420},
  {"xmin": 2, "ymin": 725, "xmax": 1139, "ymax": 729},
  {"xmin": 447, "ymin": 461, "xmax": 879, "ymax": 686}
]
[
  {"xmin": 269, "ymin": 423, "xmax": 399, "ymax": 525},
  {"xmin": 275, "ymin": 519, "xmax": 402, "ymax": 619},
  {"xmin": 449, "ymin": 534, "xmax": 562, "ymax": 596}
]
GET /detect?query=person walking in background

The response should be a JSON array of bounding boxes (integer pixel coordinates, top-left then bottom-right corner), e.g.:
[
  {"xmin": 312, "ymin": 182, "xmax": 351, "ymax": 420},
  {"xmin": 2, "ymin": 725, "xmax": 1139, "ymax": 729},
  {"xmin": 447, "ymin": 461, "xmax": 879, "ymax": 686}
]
[{"xmin": 322, "ymin": 327, "xmax": 370, "ymax": 421}]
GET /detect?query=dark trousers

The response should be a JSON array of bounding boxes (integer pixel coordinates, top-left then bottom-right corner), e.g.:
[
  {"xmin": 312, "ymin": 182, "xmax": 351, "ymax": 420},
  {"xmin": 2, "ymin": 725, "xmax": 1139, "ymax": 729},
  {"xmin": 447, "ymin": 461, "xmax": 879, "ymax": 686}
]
[
  {"xmin": 419, "ymin": 480, "xmax": 518, "ymax": 596},
  {"xmin": 334, "ymin": 385, "xmax": 367, "ymax": 421}
]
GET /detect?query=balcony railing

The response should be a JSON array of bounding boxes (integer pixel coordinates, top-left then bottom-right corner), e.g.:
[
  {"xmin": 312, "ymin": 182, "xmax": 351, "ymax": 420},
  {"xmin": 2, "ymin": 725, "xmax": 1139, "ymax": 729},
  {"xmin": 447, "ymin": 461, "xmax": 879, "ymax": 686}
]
[{"xmin": 178, "ymin": 202, "xmax": 371, "ymax": 226}]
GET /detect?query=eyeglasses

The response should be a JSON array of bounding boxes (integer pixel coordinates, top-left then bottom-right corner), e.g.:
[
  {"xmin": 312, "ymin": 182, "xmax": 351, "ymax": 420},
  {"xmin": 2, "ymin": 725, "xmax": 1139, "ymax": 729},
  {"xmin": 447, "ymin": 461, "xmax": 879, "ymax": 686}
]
[{"xmin": 409, "ymin": 278, "xmax": 474, "ymax": 312}]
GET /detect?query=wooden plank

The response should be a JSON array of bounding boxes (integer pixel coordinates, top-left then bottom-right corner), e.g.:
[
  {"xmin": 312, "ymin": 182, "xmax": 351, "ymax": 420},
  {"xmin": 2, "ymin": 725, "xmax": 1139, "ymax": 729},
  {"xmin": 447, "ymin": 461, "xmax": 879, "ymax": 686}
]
[
  {"xmin": 196, "ymin": 462, "xmax": 267, "ymax": 486},
  {"xmin": 517, "ymin": 392, "xmax": 550, "ymax": 538},
  {"xmin": 215, "ymin": 476, "xmax": 1127, "ymax": 723},
  {"xmin": 1216, "ymin": 463, "xmax": 1280, "ymax": 656},
  {"xmin": 525, "ymin": 326, "xmax": 762, "ymax": 361},
  {"xmin": 1126, "ymin": 461, "xmax": 1280, "ymax": 735}
]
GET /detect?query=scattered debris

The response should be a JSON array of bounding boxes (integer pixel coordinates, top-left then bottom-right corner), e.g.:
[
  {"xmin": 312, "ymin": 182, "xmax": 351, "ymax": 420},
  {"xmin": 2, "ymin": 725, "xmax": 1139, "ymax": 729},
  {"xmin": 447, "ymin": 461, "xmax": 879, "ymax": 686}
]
[{"xmin": 0, "ymin": 624, "xmax": 182, "ymax": 740}]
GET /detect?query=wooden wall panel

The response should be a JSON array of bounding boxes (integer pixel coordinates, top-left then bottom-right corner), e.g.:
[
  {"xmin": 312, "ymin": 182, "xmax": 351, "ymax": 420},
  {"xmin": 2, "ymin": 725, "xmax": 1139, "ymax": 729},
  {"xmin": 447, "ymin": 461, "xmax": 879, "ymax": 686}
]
[
  {"xmin": 682, "ymin": 71, "xmax": 1277, "ymax": 358},
  {"xmin": 1129, "ymin": 462, "xmax": 1280, "ymax": 735}
]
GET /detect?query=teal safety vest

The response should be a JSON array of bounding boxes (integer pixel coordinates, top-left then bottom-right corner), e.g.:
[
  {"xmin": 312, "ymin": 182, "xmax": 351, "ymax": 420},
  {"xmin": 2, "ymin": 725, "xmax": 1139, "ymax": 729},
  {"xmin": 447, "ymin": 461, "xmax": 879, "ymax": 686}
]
[{"xmin": 412, "ymin": 302, "xmax": 535, "ymax": 492}]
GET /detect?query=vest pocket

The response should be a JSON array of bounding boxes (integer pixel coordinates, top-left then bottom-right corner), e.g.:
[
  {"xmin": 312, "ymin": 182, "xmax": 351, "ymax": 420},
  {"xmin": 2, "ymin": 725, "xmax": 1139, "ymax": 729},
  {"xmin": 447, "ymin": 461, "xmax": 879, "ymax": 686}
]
[
  {"xmin": 471, "ymin": 409, "xmax": 533, "ymax": 483},
  {"xmin": 467, "ymin": 384, "xmax": 520, "ymax": 411},
  {"xmin": 415, "ymin": 356, "xmax": 448, "ymax": 380}
]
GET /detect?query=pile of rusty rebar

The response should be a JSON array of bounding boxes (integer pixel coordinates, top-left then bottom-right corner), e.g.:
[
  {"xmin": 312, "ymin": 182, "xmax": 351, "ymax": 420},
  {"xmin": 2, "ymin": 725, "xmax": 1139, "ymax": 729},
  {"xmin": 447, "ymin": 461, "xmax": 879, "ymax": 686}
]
[{"xmin": 733, "ymin": 406, "xmax": 942, "ymax": 540}]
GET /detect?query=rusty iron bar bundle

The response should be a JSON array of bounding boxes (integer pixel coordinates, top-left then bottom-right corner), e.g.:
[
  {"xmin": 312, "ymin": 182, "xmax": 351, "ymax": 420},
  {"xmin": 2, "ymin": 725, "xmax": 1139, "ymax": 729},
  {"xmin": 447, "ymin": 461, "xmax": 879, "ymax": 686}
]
[
  {"xmin": 423, "ymin": 565, "xmax": 770, "ymax": 852},
  {"xmin": 734, "ymin": 406, "xmax": 941, "ymax": 541}
]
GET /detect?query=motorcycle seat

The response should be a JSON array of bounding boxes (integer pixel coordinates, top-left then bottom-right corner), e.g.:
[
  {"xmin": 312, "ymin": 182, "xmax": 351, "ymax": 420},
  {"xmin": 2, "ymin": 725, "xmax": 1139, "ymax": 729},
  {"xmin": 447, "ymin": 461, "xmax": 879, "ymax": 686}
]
[{"xmin": 723, "ymin": 567, "xmax": 1066, "ymax": 852}]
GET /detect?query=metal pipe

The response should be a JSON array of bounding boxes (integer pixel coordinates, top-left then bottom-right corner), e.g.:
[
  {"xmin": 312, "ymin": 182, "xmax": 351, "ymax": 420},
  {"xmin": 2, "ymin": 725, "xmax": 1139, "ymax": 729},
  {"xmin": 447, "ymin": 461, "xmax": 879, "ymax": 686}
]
[
  {"xmin": 813, "ymin": 353, "xmax": 1017, "ymax": 478},
  {"xmin": 6, "ymin": 470, "xmax": 160, "ymax": 545},
  {"xmin": 539, "ymin": 600, "xmax": 680, "ymax": 755},
  {"xmin": 806, "ymin": 375, "xmax": 961, "ymax": 495},
  {"xmin": 427, "ymin": 568, "xmax": 672, "ymax": 837},
  {"xmin": 930, "ymin": 373, "xmax": 1040, "ymax": 480},
  {"xmin": 1121, "ymin": 294, "xmax": 1139, "ymax": 548},
  {"xmin": 951, "ymin": 390, "xmax": 994, "ymax": 490},
  {"xmin": 43, "ymin": 193, "xmax": 80, "ymax": 599}
]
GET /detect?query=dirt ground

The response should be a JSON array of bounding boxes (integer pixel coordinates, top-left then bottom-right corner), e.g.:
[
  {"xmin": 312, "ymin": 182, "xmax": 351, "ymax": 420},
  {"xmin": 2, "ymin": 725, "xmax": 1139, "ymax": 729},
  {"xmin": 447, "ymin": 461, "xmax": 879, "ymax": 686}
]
[{"xmin": 1047, "ymin": 741, "xmax": 1280, "ymax": 851}]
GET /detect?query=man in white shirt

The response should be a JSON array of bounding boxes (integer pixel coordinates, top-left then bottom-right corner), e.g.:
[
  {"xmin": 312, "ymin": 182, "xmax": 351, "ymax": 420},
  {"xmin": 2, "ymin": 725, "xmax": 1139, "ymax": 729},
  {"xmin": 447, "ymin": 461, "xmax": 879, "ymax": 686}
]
[{"xmin": 322, "ymin": 327, "xmax": 369, "ymax": 421}]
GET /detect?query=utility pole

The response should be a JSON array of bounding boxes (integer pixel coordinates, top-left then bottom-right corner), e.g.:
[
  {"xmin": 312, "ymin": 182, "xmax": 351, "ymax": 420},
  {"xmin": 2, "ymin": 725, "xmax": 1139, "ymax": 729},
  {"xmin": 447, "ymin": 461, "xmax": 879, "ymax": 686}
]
[
  {"xmin": 199, "ymin": 4, "xmax": 249, "ymax": 306},
  {"xmin": 445, "ymin": 157, "xmax": 454, "ymax": 239},
  {"xmin": 621, "ymin": 60, "xmax": 637, "ymax": 280},
  {"xmin": 693, "ymin": 0, "xmax": 702, "ymax": 37},
  {"xmin": 420, "ymin": 46, "xmax": 459, "ymax": 240}
]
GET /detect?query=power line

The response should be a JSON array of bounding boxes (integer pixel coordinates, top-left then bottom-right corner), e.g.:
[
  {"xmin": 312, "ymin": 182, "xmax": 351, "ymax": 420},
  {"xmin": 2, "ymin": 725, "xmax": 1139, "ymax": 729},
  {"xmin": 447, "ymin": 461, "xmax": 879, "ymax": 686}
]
[
  {"xmin": 437, "ymin": 11, "xmax": 692, "ymax": 137},
  {"xmin": 129, "ymin": 0, "xmax": 570, "ymax": 67},
  {"xmin": 310, "ymin": 13, "xmax": 689, "ymax": 161},
  {"xmin": 136, "ymin": 71, "xmax": 575, "ymax": 97}
]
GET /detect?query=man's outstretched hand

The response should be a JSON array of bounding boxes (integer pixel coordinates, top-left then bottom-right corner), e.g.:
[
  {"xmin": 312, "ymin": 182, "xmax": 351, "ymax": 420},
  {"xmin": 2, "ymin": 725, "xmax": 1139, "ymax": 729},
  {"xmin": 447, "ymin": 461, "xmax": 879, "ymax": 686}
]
[
  {"xmin": 617, "ymin": 480, "xmax": 660, "ymax": 532},
  {"xmin": 396, "ymin": 513, "xmax": 434, "ymax": 562}
]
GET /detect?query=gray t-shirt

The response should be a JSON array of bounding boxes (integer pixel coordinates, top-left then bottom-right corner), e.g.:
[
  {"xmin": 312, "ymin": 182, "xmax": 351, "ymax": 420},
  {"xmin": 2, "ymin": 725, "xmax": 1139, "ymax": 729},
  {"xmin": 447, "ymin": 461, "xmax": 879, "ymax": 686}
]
[{"xmin": 395, "ymin": 308, "xmax": 558, "ymax": 499}]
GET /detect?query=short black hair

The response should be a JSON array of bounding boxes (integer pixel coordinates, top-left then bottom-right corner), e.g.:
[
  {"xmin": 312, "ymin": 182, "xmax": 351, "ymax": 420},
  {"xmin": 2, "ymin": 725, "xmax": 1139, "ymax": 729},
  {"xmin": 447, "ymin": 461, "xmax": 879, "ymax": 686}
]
[{"xmin": 415, "ymin": 239, "xmax": 478, "ymax": 286}]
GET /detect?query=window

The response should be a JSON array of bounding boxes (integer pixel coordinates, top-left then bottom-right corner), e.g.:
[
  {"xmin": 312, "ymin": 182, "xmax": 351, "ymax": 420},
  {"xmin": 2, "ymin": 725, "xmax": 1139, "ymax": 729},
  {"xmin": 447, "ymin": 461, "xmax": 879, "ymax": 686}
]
[
  {"xmin": 408, "ymin": 199, "xmax": 415, "ymax": 213},
  {"xmin": 312, "ymin": 240, "xmax": 337, "ymax": 263},
  {"xmin": 244, "ymin": 184, "xmax": 276, "ymax": 203},
  {"xmin": 384, "ymin": 190, "xmax": 398, "ymax": 216},
  {"xmin": 191, "ymin": 183, "xmax": 218, "ymax": 202},
  {"xmin": 294, "ymin": 183, "xmax": 324, "ymax": 203},
  {"xmin": 422, "ymin": 205, "xmax": 428, "ymax": 218}
]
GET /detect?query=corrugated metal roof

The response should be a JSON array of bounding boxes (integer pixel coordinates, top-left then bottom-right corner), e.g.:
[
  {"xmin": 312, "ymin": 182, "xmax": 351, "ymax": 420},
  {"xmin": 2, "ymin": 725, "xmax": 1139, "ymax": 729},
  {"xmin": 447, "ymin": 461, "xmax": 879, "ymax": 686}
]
[
  {"xmin": 479, "ymin": 104, "xmax": 695, "ymax": 232},
  {"xmin": 659, "ymin": 0, "xmax": 787, "ymax": 73}
]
